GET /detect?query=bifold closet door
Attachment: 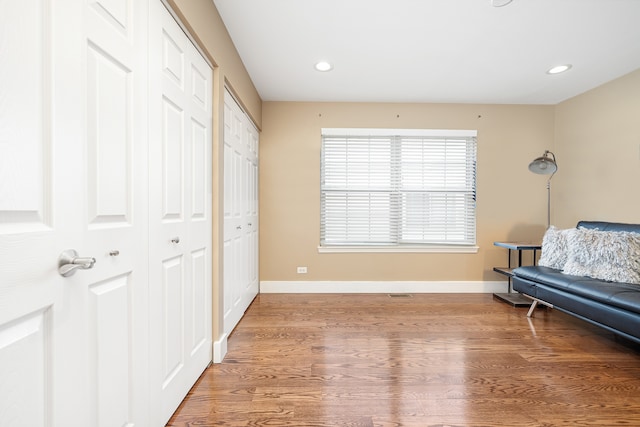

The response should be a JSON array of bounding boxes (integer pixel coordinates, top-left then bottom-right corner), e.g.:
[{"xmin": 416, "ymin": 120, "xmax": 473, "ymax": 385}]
[
  {"xmin": 148, "ymin": 2, "xmax": 213, "ymax": 425},
  {"xmin": 223, "ymin": 90, "xmax": 259, "ymax": 338}
]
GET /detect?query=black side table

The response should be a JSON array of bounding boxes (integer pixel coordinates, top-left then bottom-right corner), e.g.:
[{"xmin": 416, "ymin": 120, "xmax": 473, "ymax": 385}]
[{"xmin": 493, "ymin": 241, "xmax": 541, "ymax": 307}]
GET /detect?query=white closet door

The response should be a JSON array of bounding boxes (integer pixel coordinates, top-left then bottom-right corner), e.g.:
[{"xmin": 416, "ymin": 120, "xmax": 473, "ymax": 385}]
[
  {"xmin": 244, "ymin": 113, "xmax": 260, "ymax": 310},
  {"xmin": 148, "ymin": 2, "xmax": 213, "ymax": 425},
  {"xmin": 0, "ymin": 1, "xmax": 148, "ymax": 426},
  {"xmin": 0, "ymin": 2, "xmax": 72, "ymax": 425},
  {"xmin": 223, "ymin": 90, "xmax": 259, "ymax": 339},
  {"xmin": 83, "ymin": 1, "xmax": 150, "ymax": 425}
]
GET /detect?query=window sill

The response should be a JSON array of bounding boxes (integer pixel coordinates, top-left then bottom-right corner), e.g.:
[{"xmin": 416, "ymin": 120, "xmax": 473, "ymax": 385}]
[{"xmin": 317, "ymin": 245, "xmax": 479, "ymax": 254}]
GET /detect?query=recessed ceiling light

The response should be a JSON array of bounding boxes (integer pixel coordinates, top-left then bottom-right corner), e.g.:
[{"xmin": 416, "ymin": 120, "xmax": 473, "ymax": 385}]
[
  {"xmin": 315, "ymin": 61, "xmax": 333, "ymax": 72},
  {"xmin": 491, "ymin": 0, "xmax": 513, "ymax": 7},
  {"xmin": 547, "ymin": 64, "xmax": 572, "ymax": 75}
]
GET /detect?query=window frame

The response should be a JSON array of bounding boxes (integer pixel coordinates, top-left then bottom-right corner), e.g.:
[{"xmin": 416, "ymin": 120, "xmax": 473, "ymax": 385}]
[{"xmin": 319, "ymin": 128, "xmax": 478, "ymax": 254}]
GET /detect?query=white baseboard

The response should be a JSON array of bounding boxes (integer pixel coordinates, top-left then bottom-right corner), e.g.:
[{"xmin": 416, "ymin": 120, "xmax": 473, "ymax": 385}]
[
  {"xmin": 212, "ymin": 333, "xmax": 228, "ymax": 363},
  {"xmin": 260, "ymin": 280, "xmax": 508, "ymax": 294}
]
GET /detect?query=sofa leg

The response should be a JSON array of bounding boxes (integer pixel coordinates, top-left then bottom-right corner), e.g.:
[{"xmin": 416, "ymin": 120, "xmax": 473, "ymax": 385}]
[
  {"xmin": 527, "ymin": 300, "xmax": 538, "ymax": 318},
  {"xmin": 524, "ymin": 296, "xmax": 553, "ymax": 318}
]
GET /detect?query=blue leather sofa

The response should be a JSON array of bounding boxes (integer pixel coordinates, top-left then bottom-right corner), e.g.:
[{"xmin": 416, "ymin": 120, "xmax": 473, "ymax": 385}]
[{"xmin": 512, "ymin": 221, "xmax": 640, "ymax": 344}]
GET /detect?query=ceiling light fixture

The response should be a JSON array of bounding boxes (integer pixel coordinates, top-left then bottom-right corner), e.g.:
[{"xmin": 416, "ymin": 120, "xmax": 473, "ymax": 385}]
[
  {"xmin": 491, "ymin": 0, "xmax": 513, "ymax": 7},
  {"xmin": 547, "ymin": 64, "xmax": 572, "ymax": 75},
  {"xmin": 314, "ymin": 61, "xmax": 333, "ymax": 72}
]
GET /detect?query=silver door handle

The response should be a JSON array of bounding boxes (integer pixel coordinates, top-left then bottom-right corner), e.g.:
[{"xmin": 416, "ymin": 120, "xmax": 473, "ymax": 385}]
[{"xmin": 58, "ymin": 249, "xmax": 96, "ymax": 277}]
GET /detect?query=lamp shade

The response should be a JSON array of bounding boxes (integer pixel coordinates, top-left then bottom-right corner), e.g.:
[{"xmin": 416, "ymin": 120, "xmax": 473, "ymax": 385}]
[{"xmin": 528, "ymin": 151, "xmax": 557, "ymax": 175}]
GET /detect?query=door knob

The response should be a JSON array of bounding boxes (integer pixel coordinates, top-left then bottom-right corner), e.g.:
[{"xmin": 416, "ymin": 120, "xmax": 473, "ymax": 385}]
[{"xmin": 58, "ymin": 249, "xmax": 96, "ymax": 277}]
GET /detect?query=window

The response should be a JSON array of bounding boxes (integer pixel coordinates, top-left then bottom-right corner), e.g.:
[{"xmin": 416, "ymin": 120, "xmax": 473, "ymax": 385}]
[{"xmin": 320, "ymin": 128, "xmax": 477, "ymax": 252}]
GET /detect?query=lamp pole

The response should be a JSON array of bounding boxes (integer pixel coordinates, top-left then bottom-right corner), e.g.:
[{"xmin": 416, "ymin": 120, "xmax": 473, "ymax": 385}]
[{"xmin": 546, "ymin": 178, "xmax": 551, "ymax": 228}]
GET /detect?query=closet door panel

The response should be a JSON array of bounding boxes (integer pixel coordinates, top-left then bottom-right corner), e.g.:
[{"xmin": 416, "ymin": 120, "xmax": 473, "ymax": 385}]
[
  {"xmin": 148, "ymin": 3, "xmax": 212, "ymax": 425},
  {"xmin": 222, "ymin": 89, "xmax": 259, "ymax": 338},
  {"xmin": 161, "ymin": 97, "xmax": 185, "ymax": 221}
]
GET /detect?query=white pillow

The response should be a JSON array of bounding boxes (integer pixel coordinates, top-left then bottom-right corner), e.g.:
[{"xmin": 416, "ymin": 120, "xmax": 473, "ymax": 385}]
[
  {"xmin": 538, "ymin": 226, "xmax": 571, "ymax": 270},
  {"xmin": 563, "ymin": 227, "xmax": 640, "ymax": 285}
]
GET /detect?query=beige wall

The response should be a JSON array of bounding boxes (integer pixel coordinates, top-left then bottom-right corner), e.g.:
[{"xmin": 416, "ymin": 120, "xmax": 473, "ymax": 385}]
[
  {"xmin": 167, "ymin": 1, "xmax": 639, "ymax": 296},
  {"xmin": 554, "ymin": 69, "xmax": 640, "ymax": 228},
  {"xmin": 260, "ymin": 102, "xmax": 555, "ymax": 283}
]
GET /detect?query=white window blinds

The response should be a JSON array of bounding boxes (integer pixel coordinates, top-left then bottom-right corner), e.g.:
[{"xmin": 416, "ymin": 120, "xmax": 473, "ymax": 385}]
[{"xmin": 320, "ymin": 129, "xmax": 477, "ymax": 247}]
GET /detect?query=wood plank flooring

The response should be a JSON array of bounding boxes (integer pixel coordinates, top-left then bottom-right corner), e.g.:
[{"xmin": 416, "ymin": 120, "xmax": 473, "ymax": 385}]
[{"xmin": 167, "ymin": 293, "xmax": 640, "ymax": 426}]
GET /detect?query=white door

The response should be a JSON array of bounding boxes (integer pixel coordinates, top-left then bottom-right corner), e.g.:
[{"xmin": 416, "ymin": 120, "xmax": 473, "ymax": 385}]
[
  {"xmin": 82, "ymin": 1, "xmax": 149, "ymax": 425},
  {"xmin": 223, "ymin": 91, "xmax": 246, "ymax": 336},
  {"xmin": 0, "ymin": 1, "xmax": 148, "ymax": 426},
  {"xmin": 223, "ymin": 90, "xmax": 259, "ymax": 338},
  {"xmin": 244, "ymin": 108, "xmax": 259, "ymax": 315},
  {"xmin": 148, "ymin": 3, "xmax": 213, "ymax": 425},
  {"xmin": 0, "ymin": 3, "xmax": 63, "ymax": 424}
]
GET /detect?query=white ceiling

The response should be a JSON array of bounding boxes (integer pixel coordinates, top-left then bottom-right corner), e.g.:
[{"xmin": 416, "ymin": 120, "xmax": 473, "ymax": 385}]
[{"xmin": 213, "ymin": 0, "xmax": 640, "ymax": 105}]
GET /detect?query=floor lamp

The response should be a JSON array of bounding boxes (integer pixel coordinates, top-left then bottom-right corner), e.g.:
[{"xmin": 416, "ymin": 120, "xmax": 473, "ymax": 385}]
[{"xmin": 528, "ymin": 150, "xmax": 557, "ymax": 228}]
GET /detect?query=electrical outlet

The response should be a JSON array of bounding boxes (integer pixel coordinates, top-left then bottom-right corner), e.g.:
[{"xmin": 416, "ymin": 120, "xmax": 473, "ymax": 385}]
[{"xmin": 297, "ymin": 266, "xmax": 308, "ymax": 274}]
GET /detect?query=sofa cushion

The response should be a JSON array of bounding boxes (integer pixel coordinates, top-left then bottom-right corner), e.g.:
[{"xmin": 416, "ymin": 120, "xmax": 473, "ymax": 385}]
[
  {"xmin": 514, "ymin": 266, "xmax": 640, "ymax": 315},
  {"xmin": 563, "ymin": 227, "xmax": 640, "ymax": 285},
  {"xmin": 538, "ymin": 226, "xmax": 571, "ymax": 270}
]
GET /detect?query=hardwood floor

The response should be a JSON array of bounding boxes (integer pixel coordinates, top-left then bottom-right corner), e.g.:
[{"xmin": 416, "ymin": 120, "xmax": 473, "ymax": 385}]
[{"xmin": 167, "ymin": 293, "xmax": 640, "ymax": 426}]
